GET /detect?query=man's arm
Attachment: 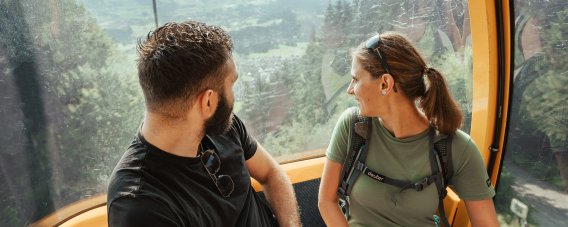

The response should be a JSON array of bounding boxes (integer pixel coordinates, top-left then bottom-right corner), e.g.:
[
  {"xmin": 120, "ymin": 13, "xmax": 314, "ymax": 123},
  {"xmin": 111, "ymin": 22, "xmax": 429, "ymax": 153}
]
[{"xmin": 246, "ymin": 142, "xmax": 301, "ymax": 227}]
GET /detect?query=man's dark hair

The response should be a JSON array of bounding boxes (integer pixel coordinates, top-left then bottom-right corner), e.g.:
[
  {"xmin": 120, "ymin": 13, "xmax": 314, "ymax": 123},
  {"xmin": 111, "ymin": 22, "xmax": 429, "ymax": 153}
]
[{"xmin": 137, "ymin": 21, "xmax": 233, "ymax": 117}]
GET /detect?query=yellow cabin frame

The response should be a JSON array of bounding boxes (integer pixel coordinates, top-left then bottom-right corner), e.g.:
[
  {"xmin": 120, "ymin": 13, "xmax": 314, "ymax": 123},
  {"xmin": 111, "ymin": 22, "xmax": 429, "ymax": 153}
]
[{"xmin": 31, "ymin": 0, "xmax": 511, "ymax": 226}]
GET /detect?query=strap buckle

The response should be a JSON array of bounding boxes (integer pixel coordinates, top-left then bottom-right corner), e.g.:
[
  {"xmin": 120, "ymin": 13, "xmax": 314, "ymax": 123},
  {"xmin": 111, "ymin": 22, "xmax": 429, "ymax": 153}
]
[
  {"xmin": 356, "ymin": 161, "xmax": 366, "ymax": 171},
  {"xmin": 337, "ymin": 187, "xmax": 346, "ymax": 196},
  {"xmin": 413, "ymin": 177, "xmax": 431, "ymax": 191},
  {"xmin": 338, "ymin": 197, "xmax": 347, "ymax": 208},
  {"xmin": 338, "ymin": 196, "xmax": 350, "ymax": 217}
]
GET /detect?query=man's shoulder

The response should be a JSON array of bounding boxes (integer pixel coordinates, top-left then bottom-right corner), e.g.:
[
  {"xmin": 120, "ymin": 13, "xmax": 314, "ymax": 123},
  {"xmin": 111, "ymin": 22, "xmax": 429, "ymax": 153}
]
[
  {"xmin": 107, "ymin": 194, "xmax": 181, "ymax": 227},
  {"xmin": 106, "ymin": 145, "xmax": 183, "ymax": 225},
  {"xmin": 107, "ymin": 138, "xmax": 149, "ymax": 206},
  {"xmin": 212, "ymin": 114, "xmax": 258, "ymax": 159},
  {"xmin": 227, "ymin": 114, "xmax": 247, "ymax": 137}
]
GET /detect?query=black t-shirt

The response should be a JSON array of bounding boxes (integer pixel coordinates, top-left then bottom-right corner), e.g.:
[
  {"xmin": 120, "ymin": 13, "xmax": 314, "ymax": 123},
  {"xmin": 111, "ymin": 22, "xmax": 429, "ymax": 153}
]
[{"xmin": 107, "ymin": 115, "xmax": 277, "ymax": 227}]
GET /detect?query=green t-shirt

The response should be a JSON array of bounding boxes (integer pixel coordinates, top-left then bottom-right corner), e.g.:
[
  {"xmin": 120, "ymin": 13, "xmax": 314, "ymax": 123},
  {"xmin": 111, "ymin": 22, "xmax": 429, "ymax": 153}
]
[{"xmin": 326, "ymin": 108, "xmax": 495, "ymax": 227}]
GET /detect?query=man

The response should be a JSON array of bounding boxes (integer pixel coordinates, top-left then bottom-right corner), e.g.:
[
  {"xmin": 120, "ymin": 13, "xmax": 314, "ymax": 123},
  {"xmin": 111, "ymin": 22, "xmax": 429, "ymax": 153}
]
[{"xmin": 107, "ymin": 21, "xmax": 301, "ymax": 227}]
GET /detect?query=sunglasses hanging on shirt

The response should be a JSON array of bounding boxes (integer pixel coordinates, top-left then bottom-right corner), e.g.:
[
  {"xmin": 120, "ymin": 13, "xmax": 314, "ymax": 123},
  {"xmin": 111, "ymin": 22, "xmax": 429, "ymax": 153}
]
[{"xmin": 199, "ymin": 146, "xmax": 235, "ymax": 198}]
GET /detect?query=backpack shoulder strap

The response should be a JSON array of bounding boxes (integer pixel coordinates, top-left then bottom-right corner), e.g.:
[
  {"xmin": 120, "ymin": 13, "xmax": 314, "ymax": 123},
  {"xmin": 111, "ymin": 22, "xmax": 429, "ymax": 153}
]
[
  {"xmin": 431, "ymin": 128, "xmax": 454, "ymax": 227},
  {"xmin": 337, "ymin": 108, "xmax": 371, "ymax": 216},
  {"xmin": 338, "ymin": 108, "xmax": 369, "ymax": 196},
  {"xmin": 433, "ymin": 131, "xmax": 454, "ymax": 188}
]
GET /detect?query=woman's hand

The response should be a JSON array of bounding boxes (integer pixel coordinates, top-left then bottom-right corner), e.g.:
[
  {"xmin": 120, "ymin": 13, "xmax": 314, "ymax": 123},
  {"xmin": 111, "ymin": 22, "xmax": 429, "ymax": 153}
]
[{"xmin": 464, "ymin": 199, "xmax": 499, "ymax": 227}]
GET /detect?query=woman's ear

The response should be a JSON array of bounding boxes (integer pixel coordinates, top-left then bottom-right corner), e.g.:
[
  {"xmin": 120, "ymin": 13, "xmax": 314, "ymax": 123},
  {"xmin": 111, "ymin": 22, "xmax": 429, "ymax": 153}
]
[{"xmin": 381, "ymin": 74, "xmax": 395, "ymax": 94}]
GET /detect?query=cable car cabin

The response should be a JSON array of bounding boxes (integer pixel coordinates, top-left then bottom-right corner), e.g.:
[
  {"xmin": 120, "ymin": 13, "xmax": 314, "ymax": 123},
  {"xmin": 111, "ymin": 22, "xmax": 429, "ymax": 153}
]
[{"xmin": 1, "ymin": 0, "xmax": 567, "ymax": 226}]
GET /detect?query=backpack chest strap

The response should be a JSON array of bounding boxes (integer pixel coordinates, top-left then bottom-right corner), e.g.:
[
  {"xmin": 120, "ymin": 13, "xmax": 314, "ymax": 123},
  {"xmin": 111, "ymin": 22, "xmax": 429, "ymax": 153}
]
[
  {"xmin": 356, "ymin": 160, "xmax": 441, "ymax": 191},
  {"xmin": 354, "ymin": 126, "xmax": 445, "ymax": 192}
]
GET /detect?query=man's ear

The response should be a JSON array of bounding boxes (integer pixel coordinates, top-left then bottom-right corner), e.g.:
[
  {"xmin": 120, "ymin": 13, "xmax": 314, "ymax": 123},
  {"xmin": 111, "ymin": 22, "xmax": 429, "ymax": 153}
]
[{"xmin": 198, "ymin": 89, "xmax": 218, "ymax": 118}]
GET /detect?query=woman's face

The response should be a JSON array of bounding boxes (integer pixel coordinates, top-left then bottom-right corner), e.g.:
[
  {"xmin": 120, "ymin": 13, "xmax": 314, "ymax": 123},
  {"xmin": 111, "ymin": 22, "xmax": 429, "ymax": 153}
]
[{"xmin": 347, "ymin": 57, "xmax": 382, "ymax": 116}]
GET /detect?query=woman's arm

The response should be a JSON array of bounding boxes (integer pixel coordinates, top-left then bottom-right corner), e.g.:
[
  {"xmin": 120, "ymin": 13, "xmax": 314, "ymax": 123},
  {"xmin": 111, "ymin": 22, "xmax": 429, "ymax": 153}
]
[
  {"xmin": 318, "ymin": 158, "xmax": 349, "ymax": 227},
  {"xmin": 464, "ymin": 199, "xmax": 499, "ymax": 227}
]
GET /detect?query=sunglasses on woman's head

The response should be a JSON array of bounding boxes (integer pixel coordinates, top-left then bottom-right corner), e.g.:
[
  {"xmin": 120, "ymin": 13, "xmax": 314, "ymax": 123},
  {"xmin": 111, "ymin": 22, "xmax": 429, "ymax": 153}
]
[
  {"xmin": 365, "ymin": 33, "xmax": 393, "ymax": 75},
  {"xmin": 200, "ymin": 148, "xmax": 234, "ymax": 198},
  {"xmin": 365, "ymin": 33, "xmax": 397, "ymax": 92}
]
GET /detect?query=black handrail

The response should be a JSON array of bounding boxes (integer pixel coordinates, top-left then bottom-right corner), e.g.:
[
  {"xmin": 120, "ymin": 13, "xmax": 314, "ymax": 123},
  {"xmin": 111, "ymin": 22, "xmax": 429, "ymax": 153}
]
[{"xmin": 487, "ymin": 0, "xmax": 511, "ymax": 185}]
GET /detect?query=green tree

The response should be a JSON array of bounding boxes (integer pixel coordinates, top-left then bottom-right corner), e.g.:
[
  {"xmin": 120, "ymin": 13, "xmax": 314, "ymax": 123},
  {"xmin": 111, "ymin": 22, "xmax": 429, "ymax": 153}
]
[
  {"xmin": 514, "ymin": 0, "xmax": 568, "ymax": 191},
  {"xmin": 1, "ymin": 0, "xmax": 142, "ymax": 225},
  {"xmin": 1, "ymin": 1, "xmax": 55, "ymax": 224}
]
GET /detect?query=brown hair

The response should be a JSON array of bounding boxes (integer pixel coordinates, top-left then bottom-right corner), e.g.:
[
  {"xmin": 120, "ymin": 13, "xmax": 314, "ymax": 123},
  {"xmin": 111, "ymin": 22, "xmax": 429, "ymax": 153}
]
[
  {"xmin": 137, "ymin": 21, "xmax": 233, "ymax": 117},
  {"xmin": 352, "ymin": 32, "xmax": 463, "ymax": 134}
]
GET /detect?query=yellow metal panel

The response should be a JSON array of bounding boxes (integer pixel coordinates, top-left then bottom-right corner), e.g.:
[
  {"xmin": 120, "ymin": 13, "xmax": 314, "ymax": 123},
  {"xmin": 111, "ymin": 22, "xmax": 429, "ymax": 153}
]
[
  {"xmin": 441, "ymin": 189, "xmax": 461, "ymax": 226},
  {"xmin": 59, "ymin": 206, "xmax": 107, "ymax": 227},
  {"xmin": 469, "ymin": 0, "xmax": 512, "ymax": 188},
  {"xmin": 30, "ymin": 194, "xmax": 106, "ymax": 227},
  {"xmin": 251, "ymin": 156, "xmax": 326, "ymax": 191},
  {"xmin": 460, "ymin": 0, "xmax": 512, "ymax": 225},
  {"xmin": 469, "ymin": 0, "xmax": 499, "ymax": 166},
  {"xmin": 452, "ymin": 200, "xmax": 472, "ymax": 227}
]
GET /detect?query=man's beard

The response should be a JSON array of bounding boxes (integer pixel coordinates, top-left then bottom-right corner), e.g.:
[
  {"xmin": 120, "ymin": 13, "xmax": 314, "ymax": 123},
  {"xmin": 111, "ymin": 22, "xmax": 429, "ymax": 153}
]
[{"xmin": 204, "ymin": 92, "xmax": 234, "ymax": 135}]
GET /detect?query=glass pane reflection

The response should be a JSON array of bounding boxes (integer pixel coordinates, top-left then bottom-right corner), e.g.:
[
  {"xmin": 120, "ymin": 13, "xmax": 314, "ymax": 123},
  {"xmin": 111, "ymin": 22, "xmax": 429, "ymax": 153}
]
[{"xmin": 496, "ymin": 1, "xmax": 568, "ymax": 226}]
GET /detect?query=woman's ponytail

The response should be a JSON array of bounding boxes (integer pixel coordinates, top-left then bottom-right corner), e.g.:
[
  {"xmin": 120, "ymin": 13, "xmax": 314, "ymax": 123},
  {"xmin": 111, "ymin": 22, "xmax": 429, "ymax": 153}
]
[{"xmin": 420, "ymin": 67, "xmax": 463, "ymax": 134}]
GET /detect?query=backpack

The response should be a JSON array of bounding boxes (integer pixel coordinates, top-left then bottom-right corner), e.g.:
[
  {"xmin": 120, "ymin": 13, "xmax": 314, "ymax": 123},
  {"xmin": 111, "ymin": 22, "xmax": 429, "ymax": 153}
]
[{"xmin": 337, "ymin": 108, "xmax": 454, "ymax": 226}]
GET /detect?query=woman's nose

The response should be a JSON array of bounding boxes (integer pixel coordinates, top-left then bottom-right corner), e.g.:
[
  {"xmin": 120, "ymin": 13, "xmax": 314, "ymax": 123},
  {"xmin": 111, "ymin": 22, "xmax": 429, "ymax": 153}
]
[{"xmin": 346, "ymin": 81, "xmax": 354, "ymax": 95}]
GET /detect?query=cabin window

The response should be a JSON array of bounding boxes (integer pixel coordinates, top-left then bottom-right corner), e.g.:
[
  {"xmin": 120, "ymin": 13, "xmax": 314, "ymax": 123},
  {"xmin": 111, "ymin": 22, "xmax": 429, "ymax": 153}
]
[
  {"xmin": 239, "ymin": 0, "xmax": 474, "ymax": 163},
  {"xmin": 495, "ymin": 1, "xmax": 568, "ymax": 226},
  {"xmin": 0, "ymin": 0, "xmax": 474, "ymax": 225}
]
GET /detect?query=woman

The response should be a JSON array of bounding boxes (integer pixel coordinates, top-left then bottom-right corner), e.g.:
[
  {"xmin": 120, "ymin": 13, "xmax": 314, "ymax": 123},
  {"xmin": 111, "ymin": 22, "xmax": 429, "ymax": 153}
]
[{"xmin": 318, "ymin": 32, "xmax": 499, "ymax": 226}]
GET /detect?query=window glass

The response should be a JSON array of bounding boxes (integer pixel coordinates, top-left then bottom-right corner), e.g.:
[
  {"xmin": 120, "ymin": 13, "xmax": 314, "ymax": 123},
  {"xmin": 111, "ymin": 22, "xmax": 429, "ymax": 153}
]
[
  {"xmin": 495, "ymin": 1, "xmax": 568, "ymax": 226},
  {"xmin": 0, "ymin": 0, "xmax": 472, "ymax": 224},
  {"xmin": 238, "ymin": 0, "xmax": 474, "ymax": 162}
]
